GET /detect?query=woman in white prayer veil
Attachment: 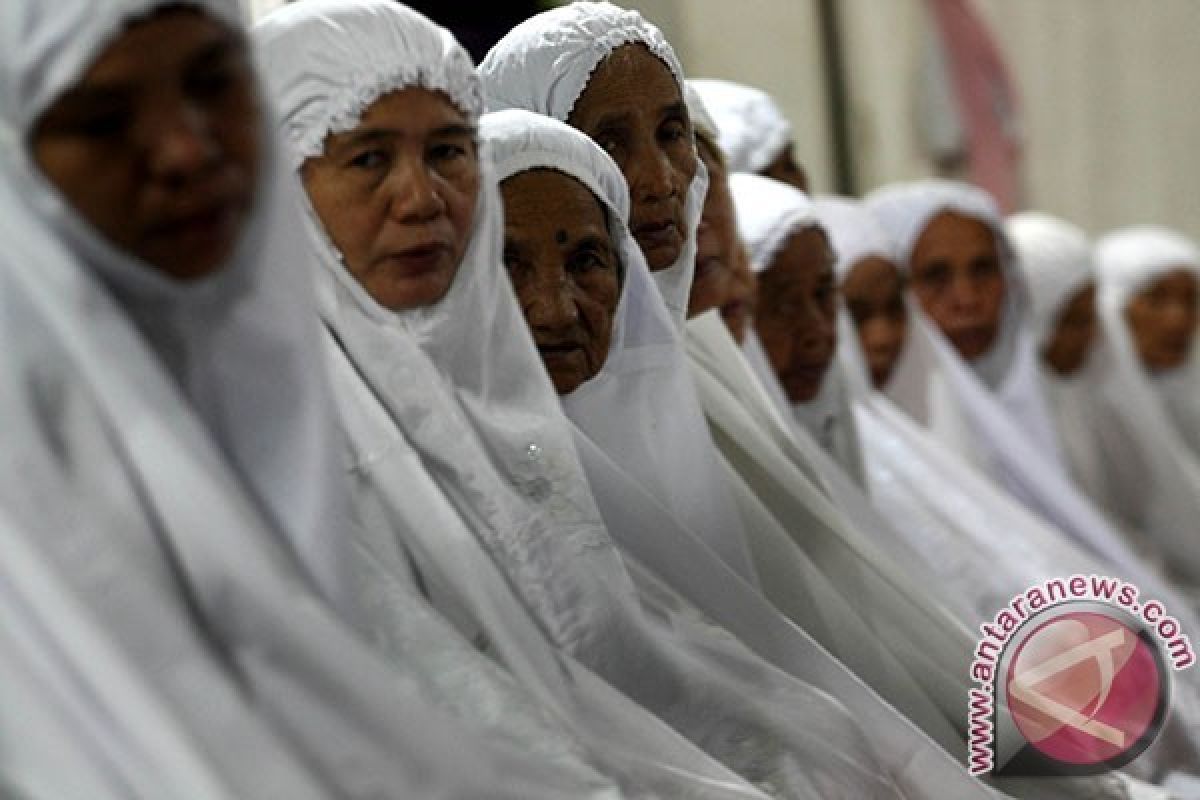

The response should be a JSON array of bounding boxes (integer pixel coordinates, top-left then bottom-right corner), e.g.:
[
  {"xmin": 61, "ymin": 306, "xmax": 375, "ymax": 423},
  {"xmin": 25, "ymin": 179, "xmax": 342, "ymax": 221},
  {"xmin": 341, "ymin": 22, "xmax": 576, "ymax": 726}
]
[
  {"xmin": 688, "ymin": 78, "xmax": 809, "ymax": 191},
  {"xmin": 255, "ymin": 2, "xmax": 926, "ymax": 797},
  {"xmin": 1077, "ymin": 224, "xmax": 1200, "ymax": 592},
  {"xmin": 0, "ymin": 1, "xmax": 632, "ymax": 797},
  {"xmin": 1097, "ymin": 229, "xmax": 1200, "ymax": 462},
  {"xmin": 864, "ymin": 180, "xmax": 1189, "ymax": 599},
  {"xmin": 731, "ymin": 174, "xmax": 867, "ymax": 485},
  {"xmin": 478, "ymin": 1, "xmax": 759, "ymax": 584},
  {"xmin": 1006, "ymin": 213, "xmax": 1113, "ymax": 517}
]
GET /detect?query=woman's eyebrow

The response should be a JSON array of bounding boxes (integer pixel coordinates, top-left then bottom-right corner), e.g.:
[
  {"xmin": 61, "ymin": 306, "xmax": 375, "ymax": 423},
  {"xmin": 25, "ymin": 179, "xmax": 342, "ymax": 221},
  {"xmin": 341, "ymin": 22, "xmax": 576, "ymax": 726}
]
[
  {"xmin": 431, "ymin": 124, "xmax": 477, "ymax": 138},
  {"xmin": 52, "ymin": 84, "xmax": 131, "ymax": 110},
  {"xmin": 572, "ymin": 233, "xmax": 614, "ymax": 253},
  {"xmin": 660, "ymin": 101, "xmax": 687, "ymax": 119}
]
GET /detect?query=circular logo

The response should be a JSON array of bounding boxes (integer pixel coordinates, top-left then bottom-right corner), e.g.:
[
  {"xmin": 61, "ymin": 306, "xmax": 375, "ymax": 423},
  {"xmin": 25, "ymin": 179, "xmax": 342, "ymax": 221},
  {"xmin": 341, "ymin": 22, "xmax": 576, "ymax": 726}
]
[{"xmin": 1004, "ymin": 610, "xmax": 1167, "ymax": 768}]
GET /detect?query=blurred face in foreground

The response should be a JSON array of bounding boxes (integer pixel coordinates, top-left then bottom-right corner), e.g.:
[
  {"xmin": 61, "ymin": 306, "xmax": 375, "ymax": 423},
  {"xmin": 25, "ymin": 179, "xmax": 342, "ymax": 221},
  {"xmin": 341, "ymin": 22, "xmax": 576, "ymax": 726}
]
[{"xmin": 32, "ymin": 8, "xmax": 261, "ymax": 280}]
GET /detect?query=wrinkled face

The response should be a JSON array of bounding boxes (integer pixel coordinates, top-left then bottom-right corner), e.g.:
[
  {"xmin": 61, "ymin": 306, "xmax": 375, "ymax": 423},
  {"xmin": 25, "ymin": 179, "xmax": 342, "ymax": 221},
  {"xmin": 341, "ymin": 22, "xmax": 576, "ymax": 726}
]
[
  {"xmin": 32, "ymin": 8, "xmax": 261, "ymax": 281},
  {"xmin": 688, "ymin": 134, "xmax": 737, "ymax": 318},
  {"xmin": 501, "ymin": 169, "xmax": 621, "ymax": 395},
  {"xmin": 568, "ymin": 43, "xmax": 697, "ymax": 272},
  {"xmin": 842, "ymin": 256, "xmax": 908, "ymax": 388},
  {"xmin": 755, "ymin": 226, "xmax": 838, "ymax": 403},
  {"xmin": 1042, "ymin": 284, "xmax": 1097, "ymax": 376},
  {"xmin": 721, "ymin": 242, "xmax": 758, "ymax": 344},
  {"xmin": 1125, "ymin": 269, "xmax": 1198, "ymax": 372},
  {"xmin": 761, "ymin": 142, "xmax": 809, "ymax": 193},
  {"xmin": 909, "ymin": 211, "xmax": 1007, "ymax": 361},
  {"xmin": 302, "ymin": 88, "xmax": 479, "ymax": 311}
]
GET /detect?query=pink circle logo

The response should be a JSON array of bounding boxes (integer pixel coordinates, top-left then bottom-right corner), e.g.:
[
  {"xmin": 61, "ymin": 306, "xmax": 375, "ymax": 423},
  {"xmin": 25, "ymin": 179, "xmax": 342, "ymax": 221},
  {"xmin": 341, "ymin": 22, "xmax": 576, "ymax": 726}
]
[{"xmin": 1005, "ymin": 610, "xmax": 1165, "ymax": 768}]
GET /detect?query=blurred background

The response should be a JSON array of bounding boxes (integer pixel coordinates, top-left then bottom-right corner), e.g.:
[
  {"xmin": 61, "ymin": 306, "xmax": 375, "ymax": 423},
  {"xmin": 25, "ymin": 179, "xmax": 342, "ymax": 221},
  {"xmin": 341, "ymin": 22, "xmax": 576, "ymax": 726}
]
[{"xmin": 249, "ymin": 0, "xmax": 1200, "ymax": 242}]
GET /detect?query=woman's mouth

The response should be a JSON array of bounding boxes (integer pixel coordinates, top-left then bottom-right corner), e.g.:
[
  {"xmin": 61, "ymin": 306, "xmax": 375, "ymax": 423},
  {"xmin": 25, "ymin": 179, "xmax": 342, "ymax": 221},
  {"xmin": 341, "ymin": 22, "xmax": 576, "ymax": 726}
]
[
  {"xmin": 632, "ymin": 219, "xmax": 682, "ymax": 265},
  {"xmin": 381, "ymin": 242, "xmax": 452, "ymax": 276}
]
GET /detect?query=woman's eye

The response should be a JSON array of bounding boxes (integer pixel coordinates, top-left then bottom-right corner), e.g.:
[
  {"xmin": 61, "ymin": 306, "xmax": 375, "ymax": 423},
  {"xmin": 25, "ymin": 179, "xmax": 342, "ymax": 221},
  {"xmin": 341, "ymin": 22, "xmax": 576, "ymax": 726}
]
[
  {"xmin": 567, "ymin": 250, "xmax": 605, "ymax": 273},
  {"xmin": 430, "ymin": 143, "xmax": 467, "ymax": 162},
  {"xmin": 75, "ymin": 112, "xmax": 132, "ymax": 140},
  {"xmin": 659, "ymin": 119, "xmax": 687, "ymax": 143},
  {"xmin": 918, "ymin": 263, "xmax": 950, "ymax": 288},
  {"xmin": 348, "ymin": 149, "xmax": 388, "ymax": 170},
  {"xmin": 186, "ymin": 66, "xmax": 237, "ymax": 100},
  {"xmin": 972, "ymin": 259, "xmax": 999, "ymax": 279}
]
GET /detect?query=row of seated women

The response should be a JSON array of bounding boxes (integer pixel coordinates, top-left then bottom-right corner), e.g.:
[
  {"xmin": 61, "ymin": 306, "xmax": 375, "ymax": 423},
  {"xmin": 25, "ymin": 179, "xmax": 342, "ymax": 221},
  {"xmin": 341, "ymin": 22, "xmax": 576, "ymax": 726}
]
[{"xmin": 3, "ymin": 0, "xmax": 1199, "ymax": 798}]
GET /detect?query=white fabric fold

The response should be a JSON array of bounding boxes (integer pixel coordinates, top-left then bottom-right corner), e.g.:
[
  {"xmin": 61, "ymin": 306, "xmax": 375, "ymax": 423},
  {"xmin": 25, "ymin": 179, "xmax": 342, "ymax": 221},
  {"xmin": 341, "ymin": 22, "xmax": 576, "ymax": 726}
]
[{"xmin": 688, "ymin": 79, "xmax": 791, "ymax": 174}]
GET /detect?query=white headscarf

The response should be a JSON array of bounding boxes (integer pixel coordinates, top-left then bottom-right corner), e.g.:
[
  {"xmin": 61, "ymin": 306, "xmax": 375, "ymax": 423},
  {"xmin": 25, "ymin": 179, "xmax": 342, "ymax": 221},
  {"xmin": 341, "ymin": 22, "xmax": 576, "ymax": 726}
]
[
  {"xmin": 1005, "ymin": 212, "xmax": 1115, "ymax": 513},
  {"xmin": 1080, "ymin": 225, "xmax": 1200, "ymax": 588},
  {"xmin": 1008, "ymin": 211, "xmax": 1095, "ymax": 347},
  {"xmin": 477, "ymin": 2, "xmax": 755, "ymax": 583},
  {"xmin": 684, "ymin": 80, "xmax": 720, "ymax": 145},
  {"xmin": 688, "ymin": 79, "xmax": 791, "ymax": 174},
  {"xmin": 731, "ymin": 173, "xmax": 866, "ymax": 485},
  {"xmin": 814, "ymin": 194, "xmax": 896, "ymax": 399},
  {"xmin": 0, "ymin": 2, "xmax": 608, "ymax": 797},
  {"xmin": 479, "ymin": 0, "xmax": 706, "ymax": 326},
  {"xmin": 865, "ymin": 180, "xmax": 1181, "ymax": 593},
  {"xmin": 256, "ymin": 0, "xmax": 629, "ymax": 656}
]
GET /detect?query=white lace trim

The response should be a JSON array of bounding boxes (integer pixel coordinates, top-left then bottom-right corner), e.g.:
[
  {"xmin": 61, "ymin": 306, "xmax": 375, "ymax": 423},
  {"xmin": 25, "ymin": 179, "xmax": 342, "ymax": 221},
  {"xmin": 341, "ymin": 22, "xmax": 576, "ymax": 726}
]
[
  {"xmin": 285, "ymin": 62, "xmax": 483, "ymax": 170},
  {"xmin": 570, "ymin": 24, "xmax": 685, "ymax": 115}
]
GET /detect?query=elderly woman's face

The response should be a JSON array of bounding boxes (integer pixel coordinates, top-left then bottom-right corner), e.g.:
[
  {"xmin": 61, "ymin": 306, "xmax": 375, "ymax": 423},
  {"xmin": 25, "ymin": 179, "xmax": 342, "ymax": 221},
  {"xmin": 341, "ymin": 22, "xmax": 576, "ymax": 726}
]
[
  {"xmin": 1125, "ymin": 269, "xmax": 1198, "ymax": 372},
  {"xmin": 568, "ymin": 44, "xmax": 697, "ymax": 273},
  {"xmin": 302, "ymin": 88, "xmax": 479, "ymax": 311},
  {"xmin": 688, "ymin": 135, "xmax": 736, "ymax": 318},
  {"xmin": 755, "ymin": 226, "xmax": 838, "ymax": 403},
  {"xmin": 1042, "ymin": 284, "xmax": 1097, "ymax": 376},
  {"xmin": 31, "ymin": 8, "xmax": 261, "ymax": 280},
  {"xmin": 501, "ymin": 169, "xmax": 620, "ymax": 395},
  {"xmin": 909, "ymin": 211, "xmax": 1006, "ymax": 361},
  {"xmin": 842, "ymin": 256, "xmax": 908, "ymax": 388}
]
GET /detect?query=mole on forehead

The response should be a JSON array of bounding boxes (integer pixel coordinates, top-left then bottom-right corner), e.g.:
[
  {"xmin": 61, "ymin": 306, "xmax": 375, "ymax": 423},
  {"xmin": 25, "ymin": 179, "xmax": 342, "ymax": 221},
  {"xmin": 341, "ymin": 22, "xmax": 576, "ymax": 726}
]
[{"xmin": 556, "ymin": 230, "xmax": 568, "ymax": 245}]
